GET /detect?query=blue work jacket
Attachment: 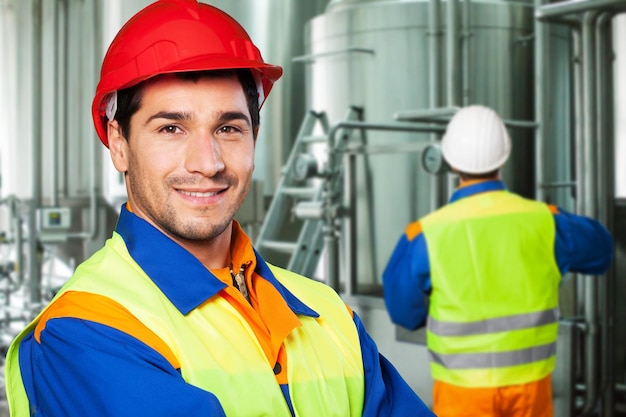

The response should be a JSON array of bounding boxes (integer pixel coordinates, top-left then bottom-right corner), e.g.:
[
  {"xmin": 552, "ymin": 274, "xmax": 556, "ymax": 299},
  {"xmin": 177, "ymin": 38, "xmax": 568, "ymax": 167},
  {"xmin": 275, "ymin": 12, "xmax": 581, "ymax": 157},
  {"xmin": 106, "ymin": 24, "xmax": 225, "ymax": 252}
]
[{"xmin": 12, "ymin": 204, "xmax": 434, "ymax": 416}]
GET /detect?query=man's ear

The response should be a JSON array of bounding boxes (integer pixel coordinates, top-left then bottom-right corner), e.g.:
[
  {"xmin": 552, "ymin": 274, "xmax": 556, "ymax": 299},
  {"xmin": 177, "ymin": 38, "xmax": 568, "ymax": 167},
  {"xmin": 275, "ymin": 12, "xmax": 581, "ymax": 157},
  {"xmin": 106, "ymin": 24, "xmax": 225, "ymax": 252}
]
[{"xmin": 107, "ymin": 120, "xmax": 129, "ymax": 173}]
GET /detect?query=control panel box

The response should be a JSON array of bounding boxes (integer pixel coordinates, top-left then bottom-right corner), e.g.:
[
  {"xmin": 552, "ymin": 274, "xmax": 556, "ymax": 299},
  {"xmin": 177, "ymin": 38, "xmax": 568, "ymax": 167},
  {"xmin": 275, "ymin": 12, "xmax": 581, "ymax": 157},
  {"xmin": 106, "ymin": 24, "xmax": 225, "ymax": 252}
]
[{"xmin": 38, "ymin": 207, "xmax": 72, "ymax": 242}]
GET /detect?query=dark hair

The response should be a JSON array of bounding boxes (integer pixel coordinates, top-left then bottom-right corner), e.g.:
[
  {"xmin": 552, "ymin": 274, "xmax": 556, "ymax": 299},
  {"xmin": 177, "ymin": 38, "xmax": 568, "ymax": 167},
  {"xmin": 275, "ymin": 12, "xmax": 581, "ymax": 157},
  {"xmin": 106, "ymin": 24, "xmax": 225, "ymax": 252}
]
[
  {"xmin": 458, "ymin": 169, "xmax": 499, "ymax": 181},
  {"xmin": 113, "ymin": 69, "xmax": 260, "ymax": 140}
]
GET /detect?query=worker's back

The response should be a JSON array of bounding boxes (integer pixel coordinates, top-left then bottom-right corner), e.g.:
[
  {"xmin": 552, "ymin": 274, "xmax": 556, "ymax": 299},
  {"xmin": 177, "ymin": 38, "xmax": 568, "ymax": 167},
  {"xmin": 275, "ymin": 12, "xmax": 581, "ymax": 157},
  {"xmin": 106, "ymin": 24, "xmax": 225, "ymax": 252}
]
[{"xmin": 421, "ymin": 188, "xmax": 560, "ymax": 388}]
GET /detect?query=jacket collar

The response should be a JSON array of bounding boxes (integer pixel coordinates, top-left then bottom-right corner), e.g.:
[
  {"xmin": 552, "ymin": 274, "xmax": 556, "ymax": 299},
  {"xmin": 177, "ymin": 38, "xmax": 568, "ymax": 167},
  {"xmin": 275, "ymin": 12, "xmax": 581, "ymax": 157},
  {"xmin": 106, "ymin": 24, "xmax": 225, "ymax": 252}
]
[
  {"xmin": 449, "ymin": 179, "xmax": 507, "ymax": 204},
  {"xmin": 115, "ymin": 204, "xmax": 318, "ymax": 317}
]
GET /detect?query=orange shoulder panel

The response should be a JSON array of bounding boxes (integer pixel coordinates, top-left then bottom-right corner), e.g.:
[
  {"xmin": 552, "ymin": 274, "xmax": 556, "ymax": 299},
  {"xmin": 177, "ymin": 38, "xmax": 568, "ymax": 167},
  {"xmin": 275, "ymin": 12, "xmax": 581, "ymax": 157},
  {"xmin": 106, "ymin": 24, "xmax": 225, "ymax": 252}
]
[
  {"xmin": 344, "ymin": 303, "xmax": 354, "ymax": 319},
  {"xmin": 405, "ymin": 221, "xmax": 423, "ymax": 241},
  {"xmin": 34, "ymin": 291, "xmax": 180, "ymax": 370},
  {"xmin": 547, "ymin": 204, "xmax": 559, "ymax": 214}
]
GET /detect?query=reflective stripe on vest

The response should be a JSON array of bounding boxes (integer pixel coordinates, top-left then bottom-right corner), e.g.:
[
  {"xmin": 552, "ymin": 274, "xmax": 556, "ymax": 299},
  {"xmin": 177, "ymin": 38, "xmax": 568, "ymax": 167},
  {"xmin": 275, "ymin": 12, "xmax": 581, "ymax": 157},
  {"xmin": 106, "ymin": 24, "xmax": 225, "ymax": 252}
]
[
  {"xmin": 428, "ymin": 307, "xmax": 559, "ymax": 337},
  {"xmin": 429, "ymin": 341, "xmax": 557, "ymax": 369},
  {"xmin": 421, "ymin": 190, "xmax": 561, "ymax": 388},
  {"xmin": 6, "ymin": 233, "xmax": 365, "ymax": 417}
]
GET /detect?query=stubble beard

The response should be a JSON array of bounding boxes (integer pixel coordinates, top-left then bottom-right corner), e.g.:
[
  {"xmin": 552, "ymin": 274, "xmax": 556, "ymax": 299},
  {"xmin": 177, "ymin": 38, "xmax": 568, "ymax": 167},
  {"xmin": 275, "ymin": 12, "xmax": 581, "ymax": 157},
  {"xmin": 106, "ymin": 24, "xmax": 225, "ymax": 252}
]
[{"xmin": 128, "ymin": 171, "xmax": 247, "ymax": 244}]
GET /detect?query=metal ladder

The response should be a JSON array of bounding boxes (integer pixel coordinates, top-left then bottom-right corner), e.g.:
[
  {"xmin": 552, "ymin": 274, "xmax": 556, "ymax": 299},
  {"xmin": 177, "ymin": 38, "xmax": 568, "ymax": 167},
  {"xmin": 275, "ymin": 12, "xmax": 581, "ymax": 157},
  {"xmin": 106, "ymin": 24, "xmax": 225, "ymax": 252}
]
[{"xmin": 255, "ymin": 108, "xmax": 362, "ymax": 278}]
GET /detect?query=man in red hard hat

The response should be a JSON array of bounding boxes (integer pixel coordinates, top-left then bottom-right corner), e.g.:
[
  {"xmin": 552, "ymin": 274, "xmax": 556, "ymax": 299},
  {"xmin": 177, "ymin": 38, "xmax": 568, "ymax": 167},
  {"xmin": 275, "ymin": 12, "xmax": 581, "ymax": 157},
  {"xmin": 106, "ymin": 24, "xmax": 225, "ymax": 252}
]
[
  {"xmin": 5, "ymin": 1, "xmax": 434, "ymax": 416},
  {"xmin": 382, "ymin": 105, "xmax": 613, "ymax": 417}
]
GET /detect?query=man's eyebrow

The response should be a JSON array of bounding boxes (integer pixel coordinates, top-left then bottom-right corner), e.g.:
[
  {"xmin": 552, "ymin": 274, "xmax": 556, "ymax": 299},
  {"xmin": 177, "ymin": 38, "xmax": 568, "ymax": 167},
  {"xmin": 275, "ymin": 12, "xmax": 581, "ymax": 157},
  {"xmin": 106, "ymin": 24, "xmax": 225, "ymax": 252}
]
[
  {"xmin": 218, "ymin": 111, "xmax": 251, "ymax": 126},
  {"xmin": 144, "ymin": 111, "xmax": 251, "ymax": 126},
  {"xmin": 145, "ymin": 111, "xmax": 193, "ymax": 125}
]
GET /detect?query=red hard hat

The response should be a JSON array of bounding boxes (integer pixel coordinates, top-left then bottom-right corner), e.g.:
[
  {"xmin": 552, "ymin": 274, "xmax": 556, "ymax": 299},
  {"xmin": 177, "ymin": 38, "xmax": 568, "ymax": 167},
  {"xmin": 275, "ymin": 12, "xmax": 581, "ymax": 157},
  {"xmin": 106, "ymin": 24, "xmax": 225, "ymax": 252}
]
[{"xmin": 92, "ymin": 0, "xmax": 283, "ymax": 147}]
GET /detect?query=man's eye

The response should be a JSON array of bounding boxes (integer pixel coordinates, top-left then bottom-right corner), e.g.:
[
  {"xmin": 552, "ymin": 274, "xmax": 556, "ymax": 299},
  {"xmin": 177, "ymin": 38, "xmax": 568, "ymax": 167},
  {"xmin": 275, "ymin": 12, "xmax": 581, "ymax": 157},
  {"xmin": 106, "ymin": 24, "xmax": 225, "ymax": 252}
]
[
  {"xmin": 218, "ymin": 125, "xmax": 241, "ymax": 134},
  {"xmin": 160, "ymin": 125, "xmax": 181, "ymax": 134}
]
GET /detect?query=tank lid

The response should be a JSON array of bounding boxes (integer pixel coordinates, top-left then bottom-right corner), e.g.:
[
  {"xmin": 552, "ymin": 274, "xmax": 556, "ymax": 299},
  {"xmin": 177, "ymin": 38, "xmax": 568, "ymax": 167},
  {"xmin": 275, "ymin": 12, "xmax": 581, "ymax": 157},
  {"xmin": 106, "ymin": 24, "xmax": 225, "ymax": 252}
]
[
  {"xmin": 327, "ymin": 0, "xmax": 532, "ymax": 13},
  {"xmin": 327, "ymin": 0, "xmax": 400, "ymax": 13}
]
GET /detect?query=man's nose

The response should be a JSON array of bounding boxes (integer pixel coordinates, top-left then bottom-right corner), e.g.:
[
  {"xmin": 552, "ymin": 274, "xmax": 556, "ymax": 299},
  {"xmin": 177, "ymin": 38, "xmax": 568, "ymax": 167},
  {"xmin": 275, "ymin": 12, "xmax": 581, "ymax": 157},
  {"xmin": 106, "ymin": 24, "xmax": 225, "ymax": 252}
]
[{"xmin": 184, "ymin": 133, "xmax": 225, "ymax": 176}]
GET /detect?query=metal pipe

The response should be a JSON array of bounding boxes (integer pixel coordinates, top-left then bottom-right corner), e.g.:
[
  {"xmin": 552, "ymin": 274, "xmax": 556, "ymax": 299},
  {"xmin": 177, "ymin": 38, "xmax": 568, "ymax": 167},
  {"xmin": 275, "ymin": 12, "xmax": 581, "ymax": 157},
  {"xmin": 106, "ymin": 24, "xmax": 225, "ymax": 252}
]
[
  {"xmin": 446, "ymin": 0, "xmax": 460, "ymax": 106},
  {"xmin": 595, "ymin": 12, "xmax": 615, "ymax": 417},
  {"xmin": 571, "ymin": 26, "xmax": 585, "ymax": 408},
  {"xmin": 536, "ymin": 0, "xmax": 626, "ymax": 21},
  {"xmin": 65, "ymin": 0, "xmax": 99, "ymax": 241},
  {"xmin": 580, "ymin": 12, "xmax": 600, "ymax": 415},
  {"xmin": 343, "ymin": 152, "xmax": 357, "ymax": 296},
  {"xmin": 428, "ymin": 0, "xmax": 442, "ymax": 111},
  {"xmin": 51, "ymin": 0, "xmax": 59, "ymax": 207},
  {"xmin": 572, "ymin": 28, "xmax": 584, "ymax": 217},
  {"xmin": 88, "ymin": 0, "xmax": 100, "ymax": 241},
  {"xmin": 502, "ymin": 120, "xmax": 539, "ymax": 129},
  {"xmin": 445, "ymin": 0, "xmax": 461, "ymax": 198},
  {"xmin": 343, "ymin": 142, "xmax": 430, "ymax": 155},
  {"xmin": 13, "ymin": 200, "xmax": 24, "ymax": 292},
  {"xmin": 461, "ymin": 0, "xmax": 471, "ymax": 106},
  {"xmin": 292, "ymin": 47, "xmax": 375, "ymax": 63},
  {"xmin": 538, "ymin": 181, "xmax": 577, "ymax": 189},
  {"xmin": 428, "ymin": 0, "xmax": 443, "ymax": 211},
  {"xmin": 582, "ymin": 11, "xmax": 597, "ymax": 219},
  {"xmin": 29, "ymin": 0, "xmax": 43, "ymax": 310},
  {"xmin": 393, "ymin": 106, "xmax": 459, "ymax": 123},
  {"xmin": 61, "ymin": 0, "xmax": 69, "ymax": 200},
  {"xmin": 595, "ymin": 12, "xmax": 613, "ymax": 228},
  {"xmin": 534, "ymin": 0, "xmax": 548, "ymax": 202},
  {"xmin": 329, "ymin": 122, "xmax": 446, "ymax": 143}
]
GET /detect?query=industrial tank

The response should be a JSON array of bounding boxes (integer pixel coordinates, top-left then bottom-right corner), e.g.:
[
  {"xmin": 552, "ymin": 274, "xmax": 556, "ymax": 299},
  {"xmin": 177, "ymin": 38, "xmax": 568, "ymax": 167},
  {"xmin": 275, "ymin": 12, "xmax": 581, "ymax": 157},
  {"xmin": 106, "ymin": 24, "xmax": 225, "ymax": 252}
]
[{"xmin": 305, "ymin": 0, "xmax": 536, "ymax": 292}]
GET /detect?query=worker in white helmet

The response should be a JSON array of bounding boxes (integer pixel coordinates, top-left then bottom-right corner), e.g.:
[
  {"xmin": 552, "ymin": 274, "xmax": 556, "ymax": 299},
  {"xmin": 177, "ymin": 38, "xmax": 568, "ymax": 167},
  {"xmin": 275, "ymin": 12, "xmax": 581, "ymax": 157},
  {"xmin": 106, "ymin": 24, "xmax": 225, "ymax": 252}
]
[{"xmin": 382, "ymin": 105, "xmax": 613, "ymax": 417}]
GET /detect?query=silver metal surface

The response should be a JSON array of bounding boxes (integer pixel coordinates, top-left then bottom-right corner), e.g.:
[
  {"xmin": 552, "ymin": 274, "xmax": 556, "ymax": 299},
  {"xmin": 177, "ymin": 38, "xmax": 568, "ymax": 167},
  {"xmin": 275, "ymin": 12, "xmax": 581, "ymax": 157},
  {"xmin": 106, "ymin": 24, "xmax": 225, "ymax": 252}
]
[
  {"xmin": 553, "ymin": 320, "xmax": 577, "ymax": 417},
  {"xmin": 306, "ymin": 0, "xmax": 536, "ymax": 292}
]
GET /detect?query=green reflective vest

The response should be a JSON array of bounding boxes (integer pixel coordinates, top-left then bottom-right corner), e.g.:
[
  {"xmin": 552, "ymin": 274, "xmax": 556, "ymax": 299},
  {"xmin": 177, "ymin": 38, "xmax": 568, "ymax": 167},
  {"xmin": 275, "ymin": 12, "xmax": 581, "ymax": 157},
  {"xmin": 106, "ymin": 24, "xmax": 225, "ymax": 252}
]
[
  {"xmin": 421, "ymin": 190, "xmax": 561, "ymax": 387},
  {"xmin": 6, "ymin": 233, "xmax": 365, "ymax": 416}
]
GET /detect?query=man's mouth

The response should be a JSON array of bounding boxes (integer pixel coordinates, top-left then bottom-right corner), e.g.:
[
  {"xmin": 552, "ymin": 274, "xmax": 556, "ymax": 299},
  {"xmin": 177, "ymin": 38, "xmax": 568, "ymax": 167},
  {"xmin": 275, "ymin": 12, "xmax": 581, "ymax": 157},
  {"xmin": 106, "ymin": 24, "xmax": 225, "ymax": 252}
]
[{"xmin": 178, "ymin": 190, "xmax": 223, "ymax": 198}]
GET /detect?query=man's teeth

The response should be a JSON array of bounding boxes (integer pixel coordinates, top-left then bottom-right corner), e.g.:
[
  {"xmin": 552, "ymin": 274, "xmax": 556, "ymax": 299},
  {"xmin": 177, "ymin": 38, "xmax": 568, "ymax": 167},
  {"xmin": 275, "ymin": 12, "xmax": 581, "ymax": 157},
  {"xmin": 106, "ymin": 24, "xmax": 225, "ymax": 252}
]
[{"xmin": 180, "ymin": 190, "xmax": 219, "ymax": 197}]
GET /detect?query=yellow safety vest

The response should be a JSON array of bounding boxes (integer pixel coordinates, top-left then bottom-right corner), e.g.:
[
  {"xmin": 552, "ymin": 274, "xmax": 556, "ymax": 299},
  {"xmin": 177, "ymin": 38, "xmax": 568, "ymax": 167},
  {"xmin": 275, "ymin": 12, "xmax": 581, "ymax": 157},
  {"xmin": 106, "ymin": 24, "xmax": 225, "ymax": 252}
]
[
  {"xmin": 6, "ymin": 232, "xmax": 365, "ymax": 416},
  {"xmin": 421, "ymin": 190, "xmax": 561, "ymax": 387}
]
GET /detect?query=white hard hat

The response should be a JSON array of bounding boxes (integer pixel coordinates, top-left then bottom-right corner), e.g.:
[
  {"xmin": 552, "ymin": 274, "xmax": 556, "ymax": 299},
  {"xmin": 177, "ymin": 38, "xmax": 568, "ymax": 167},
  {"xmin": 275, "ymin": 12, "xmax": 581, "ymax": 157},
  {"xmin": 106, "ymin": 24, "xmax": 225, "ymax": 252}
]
[{"xmin": 441, "ymin": 105, "xmax": 511, "ymax": 174}]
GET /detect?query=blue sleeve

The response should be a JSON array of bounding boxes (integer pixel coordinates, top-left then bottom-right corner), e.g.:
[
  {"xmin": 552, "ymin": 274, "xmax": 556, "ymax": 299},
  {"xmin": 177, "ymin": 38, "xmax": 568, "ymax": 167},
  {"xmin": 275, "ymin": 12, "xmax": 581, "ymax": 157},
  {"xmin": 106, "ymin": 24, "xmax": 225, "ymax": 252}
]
[
  {"xmin": 19, "ymin": 318, "xmax": 226, "ymax": 417},
  {"xmin": 382, "ymin": 228, "xmax": 431, "ymax": 330},
  {"xmin": 553, "ymin": 208, "xmax": 613, "ymax": 275},
  {"xmin": 354, "ymin": 312, "xmax": 434, "ymax": 417}
]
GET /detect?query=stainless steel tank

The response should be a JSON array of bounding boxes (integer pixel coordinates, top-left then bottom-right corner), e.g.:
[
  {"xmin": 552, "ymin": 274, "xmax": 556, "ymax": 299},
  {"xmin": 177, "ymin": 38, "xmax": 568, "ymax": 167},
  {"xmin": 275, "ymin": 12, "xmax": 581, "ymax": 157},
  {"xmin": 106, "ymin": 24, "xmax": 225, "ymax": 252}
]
[{"xmin": 306, "ymin": 0, "xmax": 536, "ymax": 291}]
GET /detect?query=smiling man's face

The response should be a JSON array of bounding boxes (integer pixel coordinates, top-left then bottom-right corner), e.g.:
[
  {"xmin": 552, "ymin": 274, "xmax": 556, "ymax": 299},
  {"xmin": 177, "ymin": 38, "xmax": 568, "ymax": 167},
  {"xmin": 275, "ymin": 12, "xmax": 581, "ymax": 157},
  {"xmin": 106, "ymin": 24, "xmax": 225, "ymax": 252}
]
[{"xmin": 107, "ymin": 74, "xmax": 255, "ymax": 252}]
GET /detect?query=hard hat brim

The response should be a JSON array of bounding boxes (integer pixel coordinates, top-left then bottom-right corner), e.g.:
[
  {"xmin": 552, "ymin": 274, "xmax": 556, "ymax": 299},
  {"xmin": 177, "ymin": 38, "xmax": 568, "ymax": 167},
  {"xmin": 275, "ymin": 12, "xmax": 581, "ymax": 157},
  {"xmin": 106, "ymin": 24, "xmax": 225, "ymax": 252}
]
[{"xmin": 92, "ymin": 58, "xmax": 283, "ymax": 147}]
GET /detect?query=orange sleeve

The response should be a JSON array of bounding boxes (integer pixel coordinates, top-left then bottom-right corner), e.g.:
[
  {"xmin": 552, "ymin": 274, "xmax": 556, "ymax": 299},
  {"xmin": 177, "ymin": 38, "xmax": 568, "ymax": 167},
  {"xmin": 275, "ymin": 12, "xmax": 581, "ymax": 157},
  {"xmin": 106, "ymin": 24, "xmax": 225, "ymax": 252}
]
[{"xmin": 35, "ymin": 291, "xmax": 180, "ymax": 370}]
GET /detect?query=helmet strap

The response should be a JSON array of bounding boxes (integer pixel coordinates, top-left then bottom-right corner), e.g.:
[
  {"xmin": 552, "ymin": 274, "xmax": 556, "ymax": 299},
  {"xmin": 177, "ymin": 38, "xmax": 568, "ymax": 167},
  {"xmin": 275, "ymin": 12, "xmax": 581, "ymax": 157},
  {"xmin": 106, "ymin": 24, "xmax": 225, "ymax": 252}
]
[
  {"xmin": 105, "ymin": 91, "xmax": 118, "ymax": 121},
  {"xmin": 252, "ymin": 72, "xmax": 264, "ymax": 108}
]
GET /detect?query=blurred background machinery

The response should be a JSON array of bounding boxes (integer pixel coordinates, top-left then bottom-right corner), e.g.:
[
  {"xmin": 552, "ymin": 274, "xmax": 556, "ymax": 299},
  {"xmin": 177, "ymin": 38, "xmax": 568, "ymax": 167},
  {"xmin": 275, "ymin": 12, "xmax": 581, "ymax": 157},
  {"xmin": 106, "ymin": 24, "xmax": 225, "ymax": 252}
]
[{"xmin": 1, "ymin": 0, "xmax": 625, "ymax": 415}]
